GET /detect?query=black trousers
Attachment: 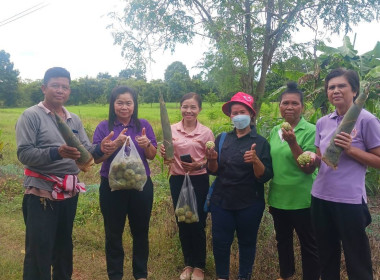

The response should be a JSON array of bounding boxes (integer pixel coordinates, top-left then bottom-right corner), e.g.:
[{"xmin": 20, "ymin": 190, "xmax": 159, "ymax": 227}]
[
  {"xmin": 311, "ymin": 196, "xmax": 373, "ymax": 280},
  {"xmin": 269, "ymin": 206, "xmax": 320, "ymax": 280},
  {"xmin": 99, "ymin": 176, "xmax": 153, "ymax": 280},
  {"xmin": 169, "ymin": 174, "xmax": 209, "ymax": 269},
  {"xmin": 22, "ymin": 194, "xmax": 78, "ymax": 280}
]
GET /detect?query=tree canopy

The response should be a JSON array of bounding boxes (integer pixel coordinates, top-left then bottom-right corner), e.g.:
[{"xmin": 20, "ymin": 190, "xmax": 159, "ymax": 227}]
[
  {"xmin": 0, "ymin": 50, "xmax": 19, "ymax": 107},
  {"xmin": 108, "ymin": 0, "xmax": 380, "ymax": 116},
  {"xmin": 164, "ymin": 61, "xmax": 191, "ymax": 101}
]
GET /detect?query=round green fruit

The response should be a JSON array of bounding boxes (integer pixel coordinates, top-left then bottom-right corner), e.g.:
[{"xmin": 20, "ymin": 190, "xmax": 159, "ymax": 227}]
[
  {"xmin": 281, "ymin": 122, "xmax": 292, "ymax": 131},
  {"xmin": 206, "ymin": 141, "xmax": 215, "ymax": 149}
]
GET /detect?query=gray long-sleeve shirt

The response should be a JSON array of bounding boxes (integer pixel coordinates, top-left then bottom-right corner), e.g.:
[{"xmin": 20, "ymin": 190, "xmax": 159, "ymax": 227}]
[{"xmin": 16, "ymin": 104, "xmax": 101, "ymax": 191}]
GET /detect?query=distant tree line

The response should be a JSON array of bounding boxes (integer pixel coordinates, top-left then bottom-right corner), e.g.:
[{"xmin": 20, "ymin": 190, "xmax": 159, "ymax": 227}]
[
  {"xmin": 0, "ymin": 53, "xmax": 224, "ymax": 108},
  {"xmin": 1, "ymin": 35, "xmax": 379, "ymax": 112}
]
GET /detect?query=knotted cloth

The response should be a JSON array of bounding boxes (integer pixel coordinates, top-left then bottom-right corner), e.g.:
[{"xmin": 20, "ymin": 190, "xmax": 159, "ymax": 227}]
[{"xmin": 24, "ymin": 169, "xmax": 86, "ymax": 200}]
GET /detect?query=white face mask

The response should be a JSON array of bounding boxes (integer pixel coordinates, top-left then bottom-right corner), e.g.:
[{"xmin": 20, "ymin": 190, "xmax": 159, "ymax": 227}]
[{"xmin": 232, "ymin": 114, "xmax": 251, "ymax": 129}]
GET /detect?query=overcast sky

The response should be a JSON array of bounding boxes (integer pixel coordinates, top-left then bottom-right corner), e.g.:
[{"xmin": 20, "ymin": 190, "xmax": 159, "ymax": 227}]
[{"xmin": 1, "ymin": 0, "xmax": 379, "ymax": 81}]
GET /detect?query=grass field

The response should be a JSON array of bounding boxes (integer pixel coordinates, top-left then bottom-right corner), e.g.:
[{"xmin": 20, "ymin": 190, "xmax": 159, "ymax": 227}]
[{"xmin": 0, "ymin": 103, "xmax": 379, "ymax": 280}]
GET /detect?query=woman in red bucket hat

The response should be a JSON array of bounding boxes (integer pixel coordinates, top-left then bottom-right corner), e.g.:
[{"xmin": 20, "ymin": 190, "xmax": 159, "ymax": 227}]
[{"xmin": 205, "ymin": 92, "xmax": 273, "ymax": 280}]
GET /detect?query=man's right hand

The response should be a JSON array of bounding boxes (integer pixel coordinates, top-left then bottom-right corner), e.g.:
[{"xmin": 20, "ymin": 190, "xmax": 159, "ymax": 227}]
[{"xmin": 58, "ymin": 144, "xmax": 81, "ymax": 160}]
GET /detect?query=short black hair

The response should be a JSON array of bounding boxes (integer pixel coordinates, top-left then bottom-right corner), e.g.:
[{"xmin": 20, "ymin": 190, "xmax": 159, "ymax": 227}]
[
  {"xmin": 325, "ymin": 68, "xmax": 360, "ymax": 101},
  {"xmin": 279, "ymin": 82, "xmax": 304, "ymax": 105},
  {"xmin": 43, "ymin": 67, "xmax": 71, "ymax": 85}
]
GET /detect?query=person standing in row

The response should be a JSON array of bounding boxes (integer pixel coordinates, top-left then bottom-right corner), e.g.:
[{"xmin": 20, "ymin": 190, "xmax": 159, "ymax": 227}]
[
  {"xmin": 307, "ymin": 68, "xmax": 380, "ymax": 280},
  {"xmin": 206, "ymin": 92, "xmax": 273, "ymax": 280},
  {"xmin": 93, "ymin": 86, "xmax": 157, "ymax": 280},
  {"xmin": 160, "ymin": 92, "xmax": 214, "ymax": 280},
  {"xmin": 268, "ymin": 82, "xmax": 320, "ymax": 280},
  {"xmin": 16, "ymin": 67, "xmax": 107, "ymax": 280}
]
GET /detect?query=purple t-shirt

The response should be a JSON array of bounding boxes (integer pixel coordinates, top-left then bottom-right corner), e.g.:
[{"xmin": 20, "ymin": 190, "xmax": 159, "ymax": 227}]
[
  {"xmin": 93, "ymin": 119, "xmax": 157, "ymax": 178},
  {"xmin": 312, "ymin": 109, "xmax": 380, "ymax": 204}
]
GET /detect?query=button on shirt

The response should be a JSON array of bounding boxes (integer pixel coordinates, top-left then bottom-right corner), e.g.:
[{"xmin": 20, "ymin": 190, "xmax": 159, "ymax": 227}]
[
  {"xmin": 170, "ymin": 120, "xmax": 214, "ymax": 175},
  {"xmin": 211, "ymin": 126, "xmax": 273, "ymax": 210},
  {"xmin": 312, "ymin": 109, "xmax": 380, "ymax": 204},
  {"xmin": 93, "ymin": 119, "xmax": 157, "ymax": 178}
]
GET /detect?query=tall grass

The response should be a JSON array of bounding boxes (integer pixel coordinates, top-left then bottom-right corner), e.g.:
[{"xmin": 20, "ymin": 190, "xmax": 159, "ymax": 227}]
[{"xmin": 1, "ymin": 103, "xmax": 380, "ymax": 279}]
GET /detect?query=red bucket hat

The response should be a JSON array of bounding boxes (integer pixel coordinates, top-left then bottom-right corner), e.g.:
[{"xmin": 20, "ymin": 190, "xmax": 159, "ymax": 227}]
[{"xmin": 222, "ymin": 92, "xmax": 256, "ymax": 116}]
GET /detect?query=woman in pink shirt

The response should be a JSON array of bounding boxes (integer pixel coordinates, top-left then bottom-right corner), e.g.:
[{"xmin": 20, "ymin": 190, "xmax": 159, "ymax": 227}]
[{"xmin": 160, "ymin": 92, "xmax": 214, "ymax": 280}]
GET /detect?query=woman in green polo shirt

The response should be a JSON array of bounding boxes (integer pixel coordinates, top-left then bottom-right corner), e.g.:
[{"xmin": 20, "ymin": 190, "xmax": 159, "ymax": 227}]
[{"xmin": 268, "ymin": 82, "xmax": 320, "ymax": 280}]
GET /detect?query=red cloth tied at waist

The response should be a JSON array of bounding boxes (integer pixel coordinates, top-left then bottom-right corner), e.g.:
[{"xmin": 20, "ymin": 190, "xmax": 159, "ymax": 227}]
[{"xmin": 24, "ymin": 168, "xmax": 86, "ymax": 200}]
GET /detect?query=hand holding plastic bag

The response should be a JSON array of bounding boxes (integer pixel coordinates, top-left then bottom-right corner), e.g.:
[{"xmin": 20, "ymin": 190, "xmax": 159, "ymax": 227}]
[
  {"xmin": 175, "ymin": 174, "xmax": 199, "ymax": 223},
  {"xmin": 108, "ymin": 136, "xmax": 147, "ymax": 191}
]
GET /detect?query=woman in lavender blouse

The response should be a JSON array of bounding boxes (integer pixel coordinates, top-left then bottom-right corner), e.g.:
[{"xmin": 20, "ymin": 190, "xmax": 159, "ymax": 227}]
[{"xmin": 307, "ymin": 68, "xmax": 380, "ymax": 280}]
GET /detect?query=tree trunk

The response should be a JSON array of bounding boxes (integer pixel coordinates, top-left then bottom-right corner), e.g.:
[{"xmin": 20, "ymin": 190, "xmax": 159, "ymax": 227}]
[
  {"xmin": 254, "ymin": 0, "xmax": 274, "ymax": 120},
  {"xmin": 244, "ymin": 0, "xmax": 254, "ymax": 96}
]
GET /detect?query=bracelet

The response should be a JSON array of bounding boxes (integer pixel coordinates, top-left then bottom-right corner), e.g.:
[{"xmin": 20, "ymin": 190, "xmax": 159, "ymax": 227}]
[{"xmin": 199, "ymin": 162, "xmax": 206, "ymax": 170}]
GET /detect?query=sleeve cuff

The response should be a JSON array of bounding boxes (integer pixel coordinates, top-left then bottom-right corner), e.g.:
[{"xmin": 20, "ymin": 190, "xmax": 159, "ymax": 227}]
[
  {"xmin": 50, "ymin": 147, "xmax": 63, "ymax": 161},
  {"xmin": 93, "ymin": 144, "xmax": 105, "ymax": 158}
]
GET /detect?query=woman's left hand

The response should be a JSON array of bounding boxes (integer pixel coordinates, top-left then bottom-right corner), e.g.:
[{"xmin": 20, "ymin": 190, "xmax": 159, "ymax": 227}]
[
  {"xmin": 243, "ymin": 143, "xmax": 260, "ymax": 164},
  {"xmin": 136, "ymin": 127, "xmax": 151, "ymax": 149},
  {"xmin": 334, "ymin": 132, "xmax": 352, "ymax": 153}
]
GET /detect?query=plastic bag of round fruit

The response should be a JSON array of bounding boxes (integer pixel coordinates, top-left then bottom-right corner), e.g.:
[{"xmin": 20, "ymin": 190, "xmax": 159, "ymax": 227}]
[
  {"xmin": 108, "ymin": 136, "xmax": 147, "ymax": 191},
  {"xmin": 175, "ymin": 173, "xmax": 199, "ymax": 223}
]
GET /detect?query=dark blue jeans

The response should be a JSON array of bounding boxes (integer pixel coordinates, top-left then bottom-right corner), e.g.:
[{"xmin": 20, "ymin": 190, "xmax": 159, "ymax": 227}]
[
  {"xmin": 210, "ymin": 201, "xmax": 265, "ymax": 279},
  {"xmin": 22, "ymin": 194, "xmax": 78, "ymax": 280},
  {"xmin": 99, "ymin": 176, "xmax": 153, "ymax": 280}
]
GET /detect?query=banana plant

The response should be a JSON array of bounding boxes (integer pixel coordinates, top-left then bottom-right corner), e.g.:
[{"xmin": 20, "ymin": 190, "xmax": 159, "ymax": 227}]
[{"xmin": 299, "ymin": 36, "xmax": 380, "ymax": 114}]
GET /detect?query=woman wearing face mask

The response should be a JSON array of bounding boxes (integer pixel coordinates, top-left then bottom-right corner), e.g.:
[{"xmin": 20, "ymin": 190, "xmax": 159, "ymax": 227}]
[{"xmin": 205, "ymin": 92, "xmax": 273, "ymax": 280}]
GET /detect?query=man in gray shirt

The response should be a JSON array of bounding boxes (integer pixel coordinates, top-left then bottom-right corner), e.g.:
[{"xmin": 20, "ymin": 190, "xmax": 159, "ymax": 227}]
[{"xmin": 16, "ymin": 67, "xmax": 107, "ymax": 280}]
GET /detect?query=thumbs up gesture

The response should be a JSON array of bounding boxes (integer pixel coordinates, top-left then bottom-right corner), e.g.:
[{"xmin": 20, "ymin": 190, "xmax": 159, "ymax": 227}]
[
  {"xmin": 114, "ymin": 128, "xmax": 128, "ymax": 147},
  {"xmin": 136, "ymin": 127, "xmax": 151, "ymax": 149},
  {"xmin": 243, "ymin": 143, "xmax": 259, "ymax": 164},
  {"xmin": 100, "ymin": 128, "xmax": 128, "ymax": 155}
]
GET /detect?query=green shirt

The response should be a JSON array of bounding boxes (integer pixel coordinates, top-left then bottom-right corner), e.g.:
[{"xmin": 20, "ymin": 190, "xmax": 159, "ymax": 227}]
[{"xmin": 268, "ymin": 117, "xmax": 316, "ymax": 210}]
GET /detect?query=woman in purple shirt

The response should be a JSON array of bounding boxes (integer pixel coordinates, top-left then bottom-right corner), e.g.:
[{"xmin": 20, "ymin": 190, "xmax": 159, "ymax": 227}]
[
  {"xmin": 307, "ymin": 69, "xmax": 380, "ymax": 280},
  {"xmin": 93, "ymin": 86, "xmax": 157, "ymax": 280}
]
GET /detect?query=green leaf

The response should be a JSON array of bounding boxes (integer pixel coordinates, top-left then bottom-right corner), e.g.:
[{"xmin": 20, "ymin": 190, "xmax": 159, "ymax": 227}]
[
  {"xmin": 361, "ymin": 42, "xmax": 380, "ymax": 59},
  {"xmin": 365, "ymin": 65, "xmax": 380, "ymax": 80},
  {"xmin": 337, "ymin": 36, "xmax": 357, "ymax": 58},
  {"xmin": 265, "ymin": 85, "xmax": 287, "ymax": 102}
]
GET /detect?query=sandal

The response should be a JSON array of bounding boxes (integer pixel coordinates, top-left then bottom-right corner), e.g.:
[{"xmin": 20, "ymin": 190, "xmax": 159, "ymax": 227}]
[
  {"xmin": 191, "ymin": 267, "xmax": 205, "ymax": 280},
  {"xmin": 180, "ymin": 266, "xmax": 193, "ymax": 280}
]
